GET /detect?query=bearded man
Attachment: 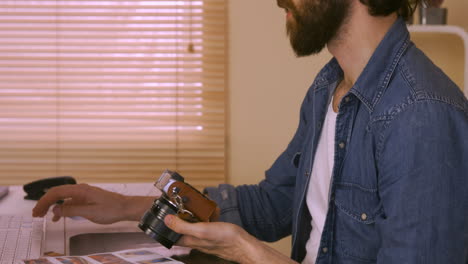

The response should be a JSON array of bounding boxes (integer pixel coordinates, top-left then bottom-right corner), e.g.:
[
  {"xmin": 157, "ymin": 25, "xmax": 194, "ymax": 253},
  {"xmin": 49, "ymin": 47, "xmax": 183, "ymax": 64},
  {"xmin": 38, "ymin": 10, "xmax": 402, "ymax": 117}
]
[{"xmin": 34, "ymin": 0, "xmax": 468, "ymax": 263}]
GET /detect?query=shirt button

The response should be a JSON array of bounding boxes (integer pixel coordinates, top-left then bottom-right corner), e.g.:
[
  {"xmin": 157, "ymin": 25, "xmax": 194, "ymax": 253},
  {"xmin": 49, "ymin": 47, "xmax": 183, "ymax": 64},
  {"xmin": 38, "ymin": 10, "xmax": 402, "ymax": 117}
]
[
  {"xmin": 361, "ymin": 213, "xmax": 368, "ymax": 221},
  {"xmin": 322, "ymin": 247, "xmax": 328, "ymax": 253},
  {"xmin": 339, "ymin": 142, "xmax": 346, "ymax": 149},
  {"xmin": 344, "ymin": 96, "xmax": 350, "ymax": 103}
]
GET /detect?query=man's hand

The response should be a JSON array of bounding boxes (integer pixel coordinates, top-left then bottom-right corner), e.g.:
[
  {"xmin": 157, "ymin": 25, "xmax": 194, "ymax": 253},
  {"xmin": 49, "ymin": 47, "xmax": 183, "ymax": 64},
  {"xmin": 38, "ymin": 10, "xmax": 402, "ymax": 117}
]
[
  {"xmin": 164, "ymin": 215, "xmax": 298, "ymax": 264},
  {"xmin": 32, "ymin": 184, "xmax": 154, "ymax": 224}
]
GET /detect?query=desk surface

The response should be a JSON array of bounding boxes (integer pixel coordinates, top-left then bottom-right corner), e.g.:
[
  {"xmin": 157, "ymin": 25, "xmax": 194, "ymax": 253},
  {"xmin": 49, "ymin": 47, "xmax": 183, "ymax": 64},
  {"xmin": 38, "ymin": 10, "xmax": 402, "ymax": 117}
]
[
  {"xmin": 0, "ymin": 183, "xmax": 161, "ymax": 254},
  {"xmin": 0, "ymin": 184, "xmax": 235, "ymax": 264}
]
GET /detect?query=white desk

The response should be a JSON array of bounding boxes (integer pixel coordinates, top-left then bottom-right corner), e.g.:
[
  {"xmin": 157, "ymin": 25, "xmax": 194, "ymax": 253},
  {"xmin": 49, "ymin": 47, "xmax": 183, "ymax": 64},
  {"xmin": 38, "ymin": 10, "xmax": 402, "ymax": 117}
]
[
  {"xmin": 0, "ymin": 183, "xmax": 162, "ymax": 255},
  {"xmin": 0, "ymin": 184, "xmax": 233, "ymax": 264}
]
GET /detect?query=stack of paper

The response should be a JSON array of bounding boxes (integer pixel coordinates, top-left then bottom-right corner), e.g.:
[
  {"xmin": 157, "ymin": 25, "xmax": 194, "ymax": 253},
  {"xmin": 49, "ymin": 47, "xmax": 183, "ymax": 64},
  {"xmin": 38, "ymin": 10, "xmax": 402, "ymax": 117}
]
[{"xmin": 22, "ymin": 248, "xmax": 184, "ymax": 264}]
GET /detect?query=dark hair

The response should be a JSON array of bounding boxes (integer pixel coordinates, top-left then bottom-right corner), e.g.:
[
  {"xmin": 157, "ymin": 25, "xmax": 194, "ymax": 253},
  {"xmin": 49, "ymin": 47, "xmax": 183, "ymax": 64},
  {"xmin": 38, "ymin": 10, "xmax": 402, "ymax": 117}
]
[{"xmin": 359, "ymin": 0, "xmax": 423, "ymax": 21}]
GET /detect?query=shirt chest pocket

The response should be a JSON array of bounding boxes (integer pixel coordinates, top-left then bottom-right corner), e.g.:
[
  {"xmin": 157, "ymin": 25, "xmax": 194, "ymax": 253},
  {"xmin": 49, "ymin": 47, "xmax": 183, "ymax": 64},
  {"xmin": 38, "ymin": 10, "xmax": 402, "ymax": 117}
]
[{"xmin": 333, "ymin": 182, "xmax": 383, "ymax": 262}]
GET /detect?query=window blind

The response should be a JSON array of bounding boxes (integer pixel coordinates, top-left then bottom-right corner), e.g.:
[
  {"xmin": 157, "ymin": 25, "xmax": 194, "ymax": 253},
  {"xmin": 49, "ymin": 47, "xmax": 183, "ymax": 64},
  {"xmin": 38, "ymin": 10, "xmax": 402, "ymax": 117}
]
[{"xmin": 0, "ymin": 0, "xmax": 227, "ymax": 189}]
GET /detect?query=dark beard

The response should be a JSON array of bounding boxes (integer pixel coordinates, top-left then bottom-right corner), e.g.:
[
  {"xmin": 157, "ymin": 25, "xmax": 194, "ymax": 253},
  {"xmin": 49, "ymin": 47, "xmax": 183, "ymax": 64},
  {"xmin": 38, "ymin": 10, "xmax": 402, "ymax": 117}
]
[{"xmin": 281, "ymin": 0, "xmax": 350, "ymax": 57}]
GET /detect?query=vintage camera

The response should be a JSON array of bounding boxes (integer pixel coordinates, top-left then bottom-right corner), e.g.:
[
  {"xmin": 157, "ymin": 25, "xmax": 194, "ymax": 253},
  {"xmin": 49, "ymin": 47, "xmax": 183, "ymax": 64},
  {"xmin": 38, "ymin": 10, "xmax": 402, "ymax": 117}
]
[{"xmin": 138, "ymin": 169, "xmax": 220, "ymax": 249}]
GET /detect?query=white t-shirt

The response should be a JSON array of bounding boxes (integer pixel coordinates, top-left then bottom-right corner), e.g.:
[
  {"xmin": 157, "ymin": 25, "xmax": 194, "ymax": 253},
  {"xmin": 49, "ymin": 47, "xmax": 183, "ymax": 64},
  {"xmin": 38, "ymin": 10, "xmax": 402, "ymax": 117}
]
[{"xmin": 302, "ymin": 101, "xmax": 337, "ymax": 264}]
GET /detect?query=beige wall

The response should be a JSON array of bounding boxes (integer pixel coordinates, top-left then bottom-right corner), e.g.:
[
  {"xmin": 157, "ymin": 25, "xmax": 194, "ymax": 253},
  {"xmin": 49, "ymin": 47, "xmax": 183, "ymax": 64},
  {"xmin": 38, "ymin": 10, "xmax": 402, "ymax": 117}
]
[
  {"xmin": 411, "ymin": 0, "xmax": 468, "ymax": 89},
  {"xmin": 227, "ymin": 0, "xmax": 467, "ymax": 256},
  {"xmin": 227, "ymin": 0, "xmax": 329, "ymax": 253},
  {"xmin": 445, "ymin": 0, "xmax": 468, "ymax": 29}
]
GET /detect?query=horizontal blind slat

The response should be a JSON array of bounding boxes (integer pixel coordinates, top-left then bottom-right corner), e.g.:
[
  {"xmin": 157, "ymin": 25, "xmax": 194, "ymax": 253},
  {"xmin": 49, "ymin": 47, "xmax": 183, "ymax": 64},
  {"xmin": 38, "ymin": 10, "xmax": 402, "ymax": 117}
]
[{"xmin": 0, "ymin": 0, "xmax": 227, "ymax": 186}]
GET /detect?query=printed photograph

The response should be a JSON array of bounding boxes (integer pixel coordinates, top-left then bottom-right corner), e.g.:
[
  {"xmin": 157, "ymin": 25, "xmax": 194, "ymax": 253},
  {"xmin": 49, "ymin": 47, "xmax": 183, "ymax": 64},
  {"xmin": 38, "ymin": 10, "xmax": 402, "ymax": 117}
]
[
  {"xmin": 89, "ymin": 254, "xmax": 133, "ymax": 264},
  {"xmin": 119, "ymin": 250, "xmax": 154, "ymax": 258},
  {"xmin": 56, "ymin": 257, "xmax": 89, "ymax": 264},
  {"xmin": 23, "ymin": 258, "xmax": 54, "ymax": 264},
  {"xmin": 138, "ymin": 258, "xmax": 173, "ymax": 264}
]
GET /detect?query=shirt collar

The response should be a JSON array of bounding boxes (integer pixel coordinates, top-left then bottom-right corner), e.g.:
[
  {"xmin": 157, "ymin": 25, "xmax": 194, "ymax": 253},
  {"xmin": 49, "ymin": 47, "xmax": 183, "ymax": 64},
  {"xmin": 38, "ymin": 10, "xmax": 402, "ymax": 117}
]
[{"xmin": 316, "ymin": 18, "xmax": 411, "ymax": 112}]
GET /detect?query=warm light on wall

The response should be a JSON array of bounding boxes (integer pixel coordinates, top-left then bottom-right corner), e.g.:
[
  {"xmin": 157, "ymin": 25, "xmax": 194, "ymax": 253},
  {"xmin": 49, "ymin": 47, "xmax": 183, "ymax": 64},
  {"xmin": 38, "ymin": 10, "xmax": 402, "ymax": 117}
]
[{"xmin": 0, "ymin": 0, "xmax": 226, "ymax": 187}]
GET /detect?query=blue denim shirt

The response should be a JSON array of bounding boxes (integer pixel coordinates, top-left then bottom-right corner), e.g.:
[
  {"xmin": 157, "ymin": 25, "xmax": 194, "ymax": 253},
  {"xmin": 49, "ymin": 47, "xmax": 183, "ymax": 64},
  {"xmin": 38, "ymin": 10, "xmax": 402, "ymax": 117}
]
[{"xmin": 205, "ymin": 18, "xmax": 468, "ymax": 263}]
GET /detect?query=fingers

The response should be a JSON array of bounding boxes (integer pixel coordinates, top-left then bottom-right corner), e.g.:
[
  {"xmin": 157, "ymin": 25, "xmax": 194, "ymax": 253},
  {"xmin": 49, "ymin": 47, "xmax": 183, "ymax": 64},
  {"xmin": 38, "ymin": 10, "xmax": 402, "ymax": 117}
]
[
  {"xmin": 51, "ymin": 198, "xmax": 84, "ymax": 221},
  {"xmin": 164, "ymin": 216, "xmax": 252, "ymax": 263},
  {"xmin": 164, "ymin": 215, "xmax": 206, "ymax": 249},
  {"xmin": 51, "ymin": 205, "xmax": 61, "ymax": 222},
  {"xmin": 164, "ymin": 215, "xmax": 208, "ymax": 240},
  {"xmin": 33, "ymin": 184, "xmax": 132, "ymax": 224},
  {"xmin": 176, "ymin": 234, "xmax": 205, "ymax": 249},
  {"xmin": 32, "ymin": 184, "xmax": 90, "ymax": 217},
  {"xmin": 51, "ymin": 203, "xmax": 98, "ymax": 222}
]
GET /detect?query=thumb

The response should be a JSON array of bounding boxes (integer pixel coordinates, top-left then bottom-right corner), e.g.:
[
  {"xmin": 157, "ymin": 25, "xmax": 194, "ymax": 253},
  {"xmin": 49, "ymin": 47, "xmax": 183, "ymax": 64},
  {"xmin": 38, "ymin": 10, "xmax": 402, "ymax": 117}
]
[{"xmin": 164, "ymin": 215, "xmax": 195, "ymax": 236}]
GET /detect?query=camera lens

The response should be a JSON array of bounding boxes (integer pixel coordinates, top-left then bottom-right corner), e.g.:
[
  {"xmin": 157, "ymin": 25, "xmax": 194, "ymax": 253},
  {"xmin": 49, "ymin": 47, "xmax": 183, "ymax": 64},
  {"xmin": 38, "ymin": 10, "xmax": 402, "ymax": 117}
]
[{"xmin": 138, "ymin": 196, "xmax": 182, "ymax": 249}]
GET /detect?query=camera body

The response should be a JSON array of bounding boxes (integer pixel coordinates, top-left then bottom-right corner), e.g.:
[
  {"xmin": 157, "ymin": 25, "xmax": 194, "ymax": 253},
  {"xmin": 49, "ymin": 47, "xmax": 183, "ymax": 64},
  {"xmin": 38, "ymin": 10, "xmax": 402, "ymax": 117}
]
[{"xmin": 138, "ymin": 169, "xmax": 219, "ymax": 248}]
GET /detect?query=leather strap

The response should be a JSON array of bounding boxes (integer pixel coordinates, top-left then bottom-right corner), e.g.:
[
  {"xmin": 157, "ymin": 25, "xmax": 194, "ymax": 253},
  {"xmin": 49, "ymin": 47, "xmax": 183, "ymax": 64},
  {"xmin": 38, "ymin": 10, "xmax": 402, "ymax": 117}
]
[{"xmin": 167, "ymin": 181, "xmax": 220, "ymax": 222}]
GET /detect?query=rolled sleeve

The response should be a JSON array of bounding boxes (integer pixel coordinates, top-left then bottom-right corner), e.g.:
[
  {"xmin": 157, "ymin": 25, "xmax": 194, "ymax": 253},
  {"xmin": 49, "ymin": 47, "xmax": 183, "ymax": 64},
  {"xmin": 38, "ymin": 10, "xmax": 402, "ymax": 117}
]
[{"xmin": 204, "ymin": 184, "xmax": 244, "ymax": 227}]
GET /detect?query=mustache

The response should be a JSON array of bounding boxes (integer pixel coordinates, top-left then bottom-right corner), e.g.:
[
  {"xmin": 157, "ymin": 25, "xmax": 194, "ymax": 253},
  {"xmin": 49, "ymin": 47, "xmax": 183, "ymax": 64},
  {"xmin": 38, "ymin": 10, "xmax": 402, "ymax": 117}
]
[{"xmin": 277, "ymin": 0, "xmax": 300, "ymax": 18}]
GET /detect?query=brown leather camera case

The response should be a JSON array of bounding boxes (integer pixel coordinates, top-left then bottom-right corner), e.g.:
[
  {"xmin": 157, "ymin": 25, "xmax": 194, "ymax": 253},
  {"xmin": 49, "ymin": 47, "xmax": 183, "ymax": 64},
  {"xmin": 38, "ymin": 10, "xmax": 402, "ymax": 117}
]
[{"xmin": 167, "ymin": 181, "xmax": 220, "ymax": 222}]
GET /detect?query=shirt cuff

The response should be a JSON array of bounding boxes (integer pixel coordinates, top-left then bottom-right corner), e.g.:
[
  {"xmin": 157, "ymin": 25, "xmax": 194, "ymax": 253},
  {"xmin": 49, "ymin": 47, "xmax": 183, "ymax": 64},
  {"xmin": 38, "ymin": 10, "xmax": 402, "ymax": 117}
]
[{"xmin": 204, "ymin": 184, "xmax": 244, "ymax": 228}]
